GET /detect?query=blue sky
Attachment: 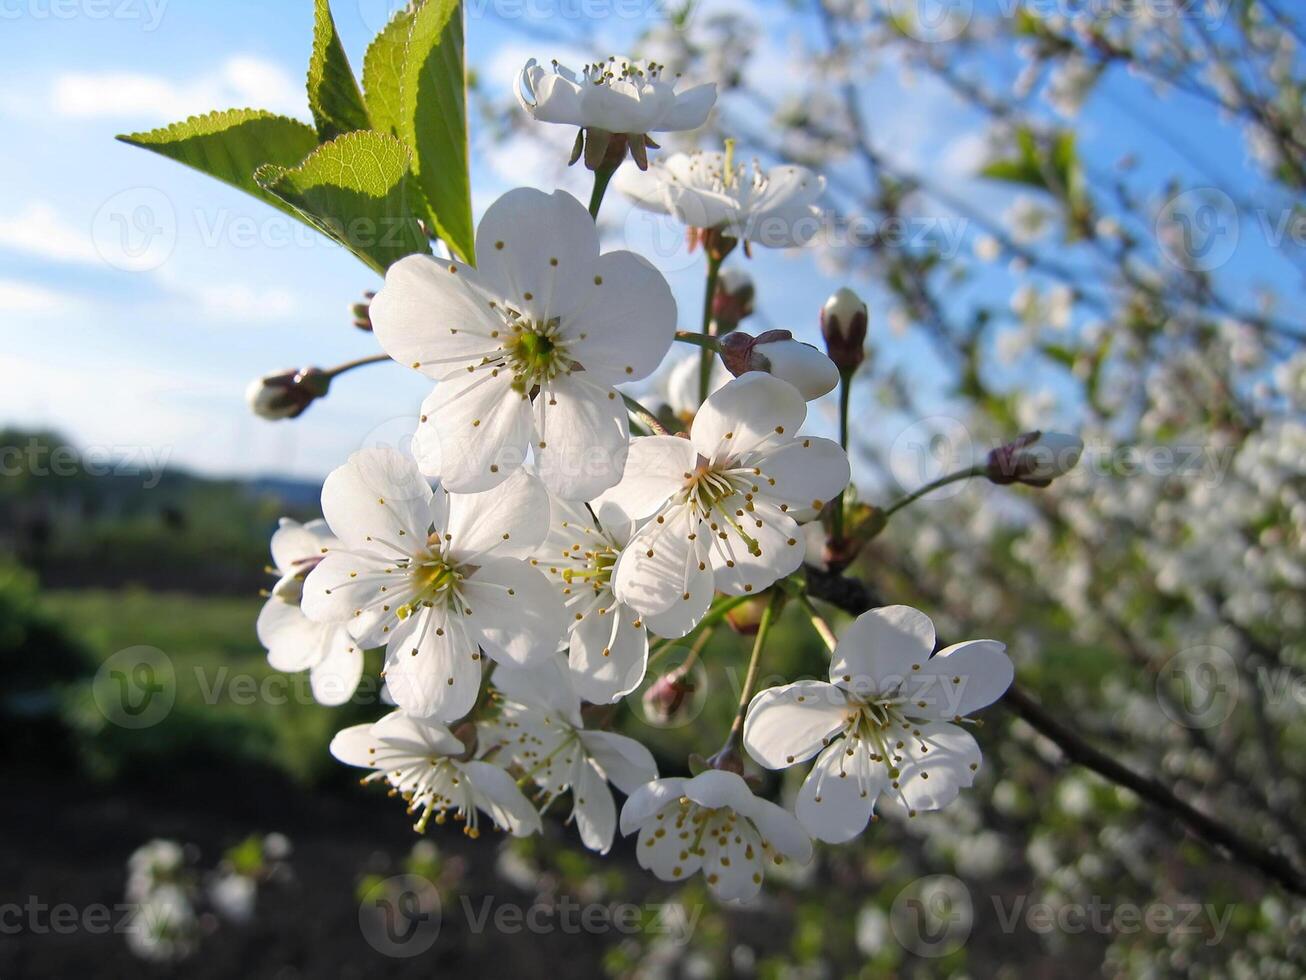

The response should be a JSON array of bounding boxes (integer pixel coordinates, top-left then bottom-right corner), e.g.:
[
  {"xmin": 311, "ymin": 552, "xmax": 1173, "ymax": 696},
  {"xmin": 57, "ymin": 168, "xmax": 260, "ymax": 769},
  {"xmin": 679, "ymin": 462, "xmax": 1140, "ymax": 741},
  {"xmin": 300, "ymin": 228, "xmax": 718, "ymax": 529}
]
[{"xmin": 0, "ymin": 0, "xmax": 1295, "ymax": 483}]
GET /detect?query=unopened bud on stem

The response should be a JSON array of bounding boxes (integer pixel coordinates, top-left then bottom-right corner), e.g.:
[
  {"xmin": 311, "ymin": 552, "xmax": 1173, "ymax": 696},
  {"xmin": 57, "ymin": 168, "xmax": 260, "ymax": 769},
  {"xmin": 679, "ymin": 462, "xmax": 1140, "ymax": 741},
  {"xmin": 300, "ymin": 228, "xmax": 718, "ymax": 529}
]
[
  {"xmin": 642, "ymin": 666, "xmax": 695, "ymax": 724},
  {"xmin": 246, "ymin": 368, "xmax": 331, "ymax": 421},
  {"xmin": 352, "ymin": 291, "xmax": 376, "ymax": 331},
  {"xmin": 719, "ymin": 330, "xmax": 839, "ymax": 400},
  {"xmin": 821, "ymin": 287, "xmax": 868, "ymax": 374},
  {"xmin": 986, "ymin": 431, "xmax": 1084, "ymax": 486}
]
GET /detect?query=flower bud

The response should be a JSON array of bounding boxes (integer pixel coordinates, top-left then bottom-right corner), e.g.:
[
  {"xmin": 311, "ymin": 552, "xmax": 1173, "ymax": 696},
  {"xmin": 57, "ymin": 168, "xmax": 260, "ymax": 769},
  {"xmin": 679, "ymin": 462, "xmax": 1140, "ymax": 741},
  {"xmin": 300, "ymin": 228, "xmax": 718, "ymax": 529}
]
[
  {"xmin": 986, "ymin": 431, "xmax": 1084, "ymax": 487},
  {"xmin": 712, "ymin": 267, "xmax": 754, "ymax": 334},
  {"xmin": 642, "ymin": 666, "xmax": 695, "ymax": 724},
  {"xmin": 352, "ymin": 291, "xmax": 376, "ymax": 331},
  {"xmin": 719, "ymin": 330, "xmax": 839, "ymax": 400},
  {"xmin": 820, "ymin": 287, "xmax": 868, "ymax": 374},
  {"xmin": 245, "ymin": 368, "xmax": 331, "ymax": 421}
]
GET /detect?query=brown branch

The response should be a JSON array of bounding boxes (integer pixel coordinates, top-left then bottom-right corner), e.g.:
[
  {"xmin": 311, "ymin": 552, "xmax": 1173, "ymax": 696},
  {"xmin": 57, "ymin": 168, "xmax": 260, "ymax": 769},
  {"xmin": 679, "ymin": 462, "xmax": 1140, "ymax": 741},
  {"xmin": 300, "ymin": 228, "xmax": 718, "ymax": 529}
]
[{"xmin": 804, "ymin": 567, "xmax": 1306, "ymax": 898}]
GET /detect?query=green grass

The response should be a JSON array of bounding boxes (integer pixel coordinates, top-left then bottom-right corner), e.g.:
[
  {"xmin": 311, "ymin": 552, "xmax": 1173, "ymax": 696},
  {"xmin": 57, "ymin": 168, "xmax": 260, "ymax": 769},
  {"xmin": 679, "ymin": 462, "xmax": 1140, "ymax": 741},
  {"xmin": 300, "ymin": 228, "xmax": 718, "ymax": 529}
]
[{"xmin": 47, "ymin": 588, "xmax": 381, "ymax": 783}]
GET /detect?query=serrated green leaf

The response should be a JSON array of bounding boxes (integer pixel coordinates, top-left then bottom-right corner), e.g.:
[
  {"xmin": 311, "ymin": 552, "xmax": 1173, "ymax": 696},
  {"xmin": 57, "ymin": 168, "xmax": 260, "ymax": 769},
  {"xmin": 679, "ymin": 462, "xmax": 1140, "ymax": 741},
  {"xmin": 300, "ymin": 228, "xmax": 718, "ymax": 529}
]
[
  {"xmin": 308, "ymin": 0, "xmax": 371, "ymax": 140},
  {"xmin": 361, "ymin": 5, "xmax": 414, "ymax": 139},
  {"xmin": 399, "ymin": 0, "xmax": 474, "ymax": 263},
  {"xmin": 255, "ymin": 131, "xmax": 431, "ymax": 274},
  {"xmin": 117, "ymin": 109, "xmax": 320, "ymax": 219}
]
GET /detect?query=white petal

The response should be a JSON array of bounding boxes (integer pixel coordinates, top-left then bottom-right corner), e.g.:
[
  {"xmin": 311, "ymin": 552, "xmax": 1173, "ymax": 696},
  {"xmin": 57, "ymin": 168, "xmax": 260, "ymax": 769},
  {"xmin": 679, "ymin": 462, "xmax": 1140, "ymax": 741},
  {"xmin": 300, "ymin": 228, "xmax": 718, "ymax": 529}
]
[
  {"xmin": 612, "ymin": 503, "xmax": 712, "ymax": 620},
  {"xmin": 593, "ymin": 435, "xmax": 698, "ymax": 521},
  {"xmin": 461, "ymin": 557, "xmax": 567, "ymax": 667},
  {"xmin": 560, "ymin": 250, "xmax": 677, "ymax": 385},
  {"xmin": 517, "ymin": 61, "xmax": 585, "ymax": 125},
  {"xmin": 691, "ymin": 374, "xmax": 808, "ymax": 460},
  {"xmin": 371, "ymin": 254, "xmax": 505, "ymax": 381},
  {"xmin": 907, "ymin": 640, "xmax": 1013, "ymax": 721},
  {"xmin": 446, "ymin": 468, "xmax": 551, "ymax": 559},
  {"xmin": 270, "ymin": 518, "xmax": 333, "ymax": 573},
  {"xmin": 745, "ymin": 797, "xmax": 813, "ymax": 865},
  {"xmin": 754, "ymin": 436, "xmax": 850, "ymax": 513},
  {"xmin": 328, "ymin": 723, "xmax": 378, "ymax": 768},
  {"xmin": 580, "ymin": 730, "xmax": 658, "ymax": 795},
  {"xmin": 795, "ymin": 740, "xmax": 882, "ymax": 843},
  {"xmin": 425, "ymin": 369, "xmax": 533, "ymax": 493},
  {"xmin": 309, "ymin": 642, "xmax": 365, "ymax": 706},
  {"xmin": 613, "ymin": 162, "xmax": 672, "ymax": 214},
  {"xmin": 742, "ymin": 681, "xmax": 850, "ymax": 769},
  {"xmin": 657, "ymin": 83, "xmax": 717, "ymax": 130},
  {"xmin": 492, "ymin": 657, "xmax": 582, "ymax": 724},
  {"xmin": 706, "ymin": 500, "xmax": 804, "ymax": 596},
  {"xmin": 637, "ymin": 807, "xmax": 702, "ymax": 881},
  {"xmin": 703, "ymin": 822, "xmax": 765, "ymax": 903},
  {"xmin": 883, "ymin": 722, "xmax": 981, "ymax": 815},
  {"xmin": 619, "ymin": 777, "xmax": 685, "ymax": 835},
  {"xmin": 462, "ymin": 760, "xmax": 543, "ymax": 837},
  {"xmin": 569, "ymin": 601, "xmax": 648, "ymax": 704},
  {"xmin": 534, "ymin": 377, "xmax": 630, "ymax": 501},
  {"xmin": 474, "ymin": 188, "xmax": 597, "ymax": 323},
  {"xmin": 300, "ymin": 551, "xmax": 395, "ymax": 645},
  {"xmin": 571, "ymin": 758, "xmax": 617, "ymax": 854},
  {"xmin": 382, "ymin": 605, "xmax": 482, "ymax": 721},
  {"xmin": 257, "ymin": 598, "xmax": 324, "ymax": 671},
  {"xmin": 321, "ymin": 448, "xmax": 433, "ymax": 550},
  {"xmin": 640, "ymin": 558, "xmax": 715, "ymax": 639},
  {"xmin": 830, "ymin": 606, "xmax": 937, "ymax": 696},
  {"xmin": 682, "ymin": 769, "xmax": 756, "ymax": 811}
]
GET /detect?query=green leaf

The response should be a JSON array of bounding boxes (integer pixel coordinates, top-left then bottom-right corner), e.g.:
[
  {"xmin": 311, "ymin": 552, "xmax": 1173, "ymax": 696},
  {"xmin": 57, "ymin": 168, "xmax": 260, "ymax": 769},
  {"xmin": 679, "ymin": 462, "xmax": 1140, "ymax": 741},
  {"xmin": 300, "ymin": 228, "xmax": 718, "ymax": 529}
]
[
  {"xmin": 308, "ymin": 0, "xmax": 371, "ymax": 140},
  {"xmin": 398, "ymin": 0, "xmax": 474, "ymax": 262},
  {"xmin": 117, "ymin": 109, "xmax": 320, "ymax": 219},
  {"xmin": 361, "ymin": 5, "xmax": 415, "ymax": 139},
  {"xmin": 255, "ymin": 130, "xmax": 431, "ymax": 274}
]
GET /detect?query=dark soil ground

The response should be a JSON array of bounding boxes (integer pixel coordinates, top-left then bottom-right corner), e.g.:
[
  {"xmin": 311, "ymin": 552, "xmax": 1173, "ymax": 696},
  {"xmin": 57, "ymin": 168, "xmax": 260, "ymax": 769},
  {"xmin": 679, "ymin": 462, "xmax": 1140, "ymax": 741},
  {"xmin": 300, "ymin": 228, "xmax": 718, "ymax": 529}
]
[{"xmin": 0, "ymin": 763, "xmax": 629, "ymax": 979}]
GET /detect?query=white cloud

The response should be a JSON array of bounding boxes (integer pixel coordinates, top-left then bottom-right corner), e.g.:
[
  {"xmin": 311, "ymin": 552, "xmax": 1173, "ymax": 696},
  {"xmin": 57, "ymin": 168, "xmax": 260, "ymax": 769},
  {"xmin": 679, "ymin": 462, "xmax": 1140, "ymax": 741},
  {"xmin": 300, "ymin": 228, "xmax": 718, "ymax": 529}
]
[
  {"xmin": 51, "ymin": 55, "xmax": 307, "ymax": 123},
  {"xmin": 0, "ymin": 202, "xmax": 99, "ymax": 264},
  {"xmin": 0, "ymin": 278, "xmax": 84, "ymax": 315},
  {"xmin": 192, "ymin": 282, "xmax": 302, "ymax": 323}
]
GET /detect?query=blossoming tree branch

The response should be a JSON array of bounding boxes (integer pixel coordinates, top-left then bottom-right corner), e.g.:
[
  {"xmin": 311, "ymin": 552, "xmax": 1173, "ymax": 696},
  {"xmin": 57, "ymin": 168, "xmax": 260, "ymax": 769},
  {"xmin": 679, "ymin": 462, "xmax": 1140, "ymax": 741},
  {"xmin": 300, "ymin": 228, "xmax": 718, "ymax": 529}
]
[{"xmin": 121, "ymin": 0, "xmax": 1305, "ymax": 903}]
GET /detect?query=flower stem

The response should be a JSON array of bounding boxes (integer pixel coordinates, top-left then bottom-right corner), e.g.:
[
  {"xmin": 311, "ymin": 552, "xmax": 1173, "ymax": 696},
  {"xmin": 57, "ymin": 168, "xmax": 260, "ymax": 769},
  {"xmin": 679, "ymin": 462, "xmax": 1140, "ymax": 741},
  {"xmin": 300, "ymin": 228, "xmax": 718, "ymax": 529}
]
[
  {"xmin": 831, "ymin": 372, "xmax": 853, "ymax": 544},
  {"xmin": 324, "ymin": 352, "xmax": 392, "ymax": 380},
  {"xmin": 881, "ymin": 464, "xmax": 986, "ymax": 521},
  {"xmin": 722, "ymin": 589, "xmax": 784, "ymax": 752},
  {"xmin": 697, "ymin": 254, "xmax": 723, "ymax": 405},
  {"xmin": 797, "ymin": 595, "xmax": 838, "ymax": 653},
  {"xmin": 621, "ymin": 393, "xmax": 676, "ymax": 435},
  {"xmin": 588, "ymin": 162, "xmax": 618, "ymax": 221},
  {"xmin": 674, "ymin": 330, "xmax": 722, "ymax": 351},
  {"xmin": 647, "ymin": 593, "xmax": 755, "ymax": 670}
]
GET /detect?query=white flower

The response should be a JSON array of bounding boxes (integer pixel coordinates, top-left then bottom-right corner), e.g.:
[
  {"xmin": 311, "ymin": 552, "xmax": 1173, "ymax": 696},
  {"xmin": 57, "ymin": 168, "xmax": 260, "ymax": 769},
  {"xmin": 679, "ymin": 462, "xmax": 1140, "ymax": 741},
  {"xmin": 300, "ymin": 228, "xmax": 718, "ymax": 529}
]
[
  {"xmin": 598, "ymin": 374, "xmax": 850, "ymax": 633},
  {"xmin": 618, "ymin": 769, "xmax": 812, "ymax": 902},
  {"xmin": 370, "ymin": 187, "xmax": 677, "ymax": 499},
  {"xmin": 301, "ymin": 448, "xmax": 566, "ymax": 721},
  {"xmin": 517, "ymin": 57, "xmax": 716, "ymax": 136},
  {"xmin": 256, "ymin": 518, "xmax": 363, "ymax": 707},
  {"xmin": 616, "ymin": 151, "xmax": 825, "ymax": 248},
  {"xmin": 125, "ymin": 885, "xmax": 197, "ymax": 963},
  {"xmin": 331, "ymin": 710, "xmax": 541, "ymax": 836},
  {"xmin": 742, "ymin": 606, "xmax": 1012, "ymax": 843},
  {"xmin": 479, "ymin": 659, "xmax": 658, "ymax": 853},
  {"xmin": 537, "ymin": 497, "xmax": 702, "ymax": 704}
]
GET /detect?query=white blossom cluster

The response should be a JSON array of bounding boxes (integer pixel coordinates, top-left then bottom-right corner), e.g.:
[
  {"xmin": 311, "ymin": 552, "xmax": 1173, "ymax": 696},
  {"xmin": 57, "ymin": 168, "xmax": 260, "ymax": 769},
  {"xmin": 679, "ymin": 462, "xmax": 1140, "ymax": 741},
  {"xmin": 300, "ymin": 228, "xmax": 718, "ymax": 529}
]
[{"xmin": 250, "ymin": 56, "xmax": 1018, "ymax": 904}]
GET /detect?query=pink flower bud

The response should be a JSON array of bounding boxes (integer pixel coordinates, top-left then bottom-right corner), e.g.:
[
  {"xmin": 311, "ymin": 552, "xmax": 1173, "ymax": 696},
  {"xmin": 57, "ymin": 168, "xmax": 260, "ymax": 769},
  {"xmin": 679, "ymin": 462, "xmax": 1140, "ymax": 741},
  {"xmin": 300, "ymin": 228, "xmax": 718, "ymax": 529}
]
[
  {"xmin": 712, "ymin": 267, "xmax": 754, "ymax": 334},
  {"xmin": 245, "ymin": 368, "xmax": 331, "ymax": 421},
  {"xmin": 719, "ymin": 330, "xmax": 839, "ymax": 400},
  {"xmin": 642, "ymin": 666, "xmax": 696, "ymax": 724},
  {"xmin": 986, "ymin": 431, "xmax": 1083, "ymax": 486},
  {"xmin": 820, "ymin": 287, "xmax": 868, "ymax": 374}
]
